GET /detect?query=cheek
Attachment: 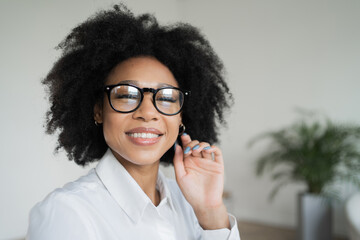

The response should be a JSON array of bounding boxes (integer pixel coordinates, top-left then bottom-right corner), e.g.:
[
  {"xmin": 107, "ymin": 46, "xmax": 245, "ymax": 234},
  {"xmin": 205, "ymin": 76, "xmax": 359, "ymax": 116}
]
[
  {"xmin": 168, "ymin": 116, "xmax": 182, "ymax": 138},
  {"xmin": 102, "ymin": 109, "xmax": 125, "ymax": 144}
]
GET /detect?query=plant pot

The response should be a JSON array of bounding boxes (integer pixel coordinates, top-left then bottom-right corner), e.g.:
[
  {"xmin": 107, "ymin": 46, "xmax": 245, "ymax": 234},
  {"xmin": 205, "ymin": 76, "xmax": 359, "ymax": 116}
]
[{"xmin": 298, "ymin": 193, "xmax": 332, "ymax": 240}]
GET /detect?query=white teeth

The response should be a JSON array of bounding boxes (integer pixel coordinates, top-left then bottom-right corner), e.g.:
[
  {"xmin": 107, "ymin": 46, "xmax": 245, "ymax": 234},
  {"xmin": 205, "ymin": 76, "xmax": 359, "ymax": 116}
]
[{"xmin": 128, "ymin": 133, "xmax": 160, "ymax": 138}]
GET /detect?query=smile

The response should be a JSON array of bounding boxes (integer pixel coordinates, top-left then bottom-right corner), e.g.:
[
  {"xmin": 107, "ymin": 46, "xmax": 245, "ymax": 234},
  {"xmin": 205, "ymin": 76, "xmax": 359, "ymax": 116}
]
[
  {"xmin": 127, "ymin": 133, "xmax": 160, "ymax": 139},
  {"xmin": 125, "ymin": 127, "xmax": 164, "ymax": 146}
]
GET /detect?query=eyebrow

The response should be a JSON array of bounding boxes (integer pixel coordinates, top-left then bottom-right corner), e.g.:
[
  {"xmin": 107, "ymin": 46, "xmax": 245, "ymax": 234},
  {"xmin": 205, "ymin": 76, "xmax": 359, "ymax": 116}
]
[{"xmin": 118, "ymin": 80, "xmax": 175, "ymax": 88}]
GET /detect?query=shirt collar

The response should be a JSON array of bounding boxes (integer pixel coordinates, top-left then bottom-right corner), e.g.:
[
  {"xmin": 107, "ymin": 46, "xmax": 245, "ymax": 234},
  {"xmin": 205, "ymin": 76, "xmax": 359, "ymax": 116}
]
[
  {"xmin": 156, "ymin": 169, "xmax": 175, "ymax": 211},
  {"xmin": 95, "ymin": 149, "xmax": 175, "ymax": 224}
]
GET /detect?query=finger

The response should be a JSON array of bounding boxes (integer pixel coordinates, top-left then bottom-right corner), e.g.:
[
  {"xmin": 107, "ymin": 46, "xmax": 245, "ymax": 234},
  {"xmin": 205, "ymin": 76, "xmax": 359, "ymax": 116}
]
[
  {"xmin": 181, "ymin": 135, "xmax": 198, "ymax": 156},
  {"xmin": 191, "ymin": 142, "xmax": 211, "ymax": 159},
  {"xmin": 187, "ymin": 140, "xmax": 203, "ymax": 158},
  {"xmin": 203, "ymin": 145, "xmax": 224, "ymax": 164},
  {"xmin": 180, "ymin": 133, "xmax": 192, "ymax": 146},
  {"xmin": 200, "ymin": 143, "xmax": 212, "ymax": 160},
  {"xmin": 173, "ymin": 144, "xmax": 186, "ymax": 180},
  {"xmin": 183, "ymin": 141, "xmax": 199, "ymax": 156}
]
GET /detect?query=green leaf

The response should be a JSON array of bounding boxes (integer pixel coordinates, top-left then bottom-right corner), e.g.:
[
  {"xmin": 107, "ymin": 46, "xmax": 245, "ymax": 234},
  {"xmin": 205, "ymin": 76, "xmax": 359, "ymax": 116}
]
[{"xmin": 249, "ymin": 109, "xmax": 360, "ymax": 200}]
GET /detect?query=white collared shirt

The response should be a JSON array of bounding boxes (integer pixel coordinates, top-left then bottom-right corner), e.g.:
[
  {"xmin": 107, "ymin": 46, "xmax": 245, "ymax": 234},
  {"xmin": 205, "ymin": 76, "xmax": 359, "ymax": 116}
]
[{"xmin": 26, "ymin": 149, "xmax": 240, "ymax": 240}]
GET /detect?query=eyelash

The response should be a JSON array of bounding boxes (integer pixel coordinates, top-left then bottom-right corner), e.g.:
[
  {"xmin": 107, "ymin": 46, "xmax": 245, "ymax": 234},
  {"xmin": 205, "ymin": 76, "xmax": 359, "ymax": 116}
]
[{"xmin": 156, "ymin": 97, "xmax": 177, "ymax": 103}]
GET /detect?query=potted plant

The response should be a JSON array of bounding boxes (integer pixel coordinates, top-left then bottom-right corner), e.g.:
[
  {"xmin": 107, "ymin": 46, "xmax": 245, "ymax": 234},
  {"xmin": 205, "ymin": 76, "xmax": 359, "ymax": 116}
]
[{"xmin": 248, "ymin": 110, "xmax": 360, "ymax": 240}]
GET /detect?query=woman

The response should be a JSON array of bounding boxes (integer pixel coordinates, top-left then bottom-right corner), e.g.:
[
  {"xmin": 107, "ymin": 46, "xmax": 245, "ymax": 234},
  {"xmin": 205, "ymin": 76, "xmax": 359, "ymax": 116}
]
[{"xmin": 27, "ymin": 3, "xmax": 240, "ymax": 240}]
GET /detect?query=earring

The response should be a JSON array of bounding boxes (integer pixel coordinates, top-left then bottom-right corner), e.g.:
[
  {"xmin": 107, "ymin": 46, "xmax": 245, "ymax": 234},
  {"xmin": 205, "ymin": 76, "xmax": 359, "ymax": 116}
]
[
  {"xmin": 95, "ymin": 121, "xmax": 100, "ymax": 126},
  {"xmin": 179, "ymin": 123, "xmax": 186, "ymax": 135}
]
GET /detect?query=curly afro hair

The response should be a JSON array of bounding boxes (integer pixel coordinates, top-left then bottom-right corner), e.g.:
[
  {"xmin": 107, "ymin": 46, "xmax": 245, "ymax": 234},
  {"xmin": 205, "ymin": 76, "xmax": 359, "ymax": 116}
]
[{"xmin": 43, "ymin": 3, "xmax": 233, "ymax": 166}]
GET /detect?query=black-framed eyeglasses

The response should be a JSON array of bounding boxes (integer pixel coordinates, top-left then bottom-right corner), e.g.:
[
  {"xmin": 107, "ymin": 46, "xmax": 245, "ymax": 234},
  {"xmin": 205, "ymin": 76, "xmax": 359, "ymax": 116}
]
[{"xmin": 104, "ymin": 83, "xmax": 191, "ymax": 116}]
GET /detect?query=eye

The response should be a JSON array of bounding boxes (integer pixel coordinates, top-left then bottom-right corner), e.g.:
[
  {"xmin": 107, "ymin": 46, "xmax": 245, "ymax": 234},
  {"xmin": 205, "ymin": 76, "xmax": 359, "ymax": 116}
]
[
  {"xmin": 156, "ymin": 96, "xmax": 177, "ymax": 103},
  {"xmin": 156, "ymin": 89, "xmax": 180, "ymax": 103},
  {"xmin": 111, "ymin": 85, "xmax": 141, "ymax": 101},
  {"xmin": 115, "ymin": 94, "xmax": 139, "ymax": 100}
]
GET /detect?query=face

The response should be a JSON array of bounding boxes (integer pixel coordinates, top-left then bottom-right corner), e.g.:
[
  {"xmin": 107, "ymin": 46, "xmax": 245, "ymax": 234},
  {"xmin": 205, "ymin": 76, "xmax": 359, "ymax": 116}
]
[{"xmin": 94, "ymin": 57, "xmax": 182, "ymax": 167}]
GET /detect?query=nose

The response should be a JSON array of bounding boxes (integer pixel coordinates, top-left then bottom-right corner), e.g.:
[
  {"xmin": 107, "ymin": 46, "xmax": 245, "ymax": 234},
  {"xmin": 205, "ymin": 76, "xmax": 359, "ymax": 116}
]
[{"xmin": 132, "ymin": 93, "xmax": 159, "ymax": 121}]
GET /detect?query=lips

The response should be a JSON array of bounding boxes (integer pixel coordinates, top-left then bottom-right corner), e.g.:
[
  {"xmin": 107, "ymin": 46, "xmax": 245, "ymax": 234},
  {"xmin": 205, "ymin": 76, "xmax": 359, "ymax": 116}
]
[{"xmin": 125, "ymin": 127, "xmax": 163, "ymax": 146}]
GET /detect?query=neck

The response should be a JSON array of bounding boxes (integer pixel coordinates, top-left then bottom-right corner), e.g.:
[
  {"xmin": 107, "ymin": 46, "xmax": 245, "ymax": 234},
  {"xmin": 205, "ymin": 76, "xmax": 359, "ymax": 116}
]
[{"xmin": 112, "ymin": 150, "xmax": 161, "ymax": 206}]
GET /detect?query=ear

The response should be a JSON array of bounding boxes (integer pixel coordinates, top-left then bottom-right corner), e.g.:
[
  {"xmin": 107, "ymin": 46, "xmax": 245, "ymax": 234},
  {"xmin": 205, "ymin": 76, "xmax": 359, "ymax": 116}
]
[{"xmin": 94, "ymin": 102, "xmax": 103, "ymax": 124}]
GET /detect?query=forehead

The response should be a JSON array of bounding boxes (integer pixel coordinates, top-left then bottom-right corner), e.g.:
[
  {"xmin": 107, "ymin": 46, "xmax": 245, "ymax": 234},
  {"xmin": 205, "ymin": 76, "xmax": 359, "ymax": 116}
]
[{"xmin": 106, "ymin": 57, "xmax": 178, "ymax": 88}]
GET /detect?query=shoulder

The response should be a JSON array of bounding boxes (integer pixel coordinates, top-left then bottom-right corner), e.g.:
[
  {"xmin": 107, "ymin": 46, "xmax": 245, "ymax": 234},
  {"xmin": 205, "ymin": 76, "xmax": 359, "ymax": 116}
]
[
  {"xmin": 42, "ymin": 169, "xmax": 101, "ymax": 201},
  {"xmin": 27, "ymin": 169, "xmax": 102, "ymax": 239},
  {"xmin": 34, "ymin": 168, "xmax": 105, "ymax": 210}
]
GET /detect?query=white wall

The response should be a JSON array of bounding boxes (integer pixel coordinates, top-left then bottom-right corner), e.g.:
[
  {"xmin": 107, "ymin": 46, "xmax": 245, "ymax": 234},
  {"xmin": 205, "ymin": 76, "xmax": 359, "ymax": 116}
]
[
  {"xmin": 1, "ymin": 0, "xmax": 359, "ymax": 238},
  {"xmin": 179, "ymin": 0, "xmax": 360, "ymax": 236}
]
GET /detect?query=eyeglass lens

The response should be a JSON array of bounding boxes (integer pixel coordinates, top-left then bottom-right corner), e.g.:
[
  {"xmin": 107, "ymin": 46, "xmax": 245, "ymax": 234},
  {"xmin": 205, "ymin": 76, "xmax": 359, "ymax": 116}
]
[{"xmin": 110, "ymin": 85, "xmax": 184, "ymax": 115}]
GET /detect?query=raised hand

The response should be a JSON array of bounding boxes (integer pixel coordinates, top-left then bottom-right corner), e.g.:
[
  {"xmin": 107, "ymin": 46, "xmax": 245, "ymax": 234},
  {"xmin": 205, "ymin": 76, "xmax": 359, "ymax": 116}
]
[{"xmin": 173, "ymin": 133, "xmax": 230, "ymax": 230}]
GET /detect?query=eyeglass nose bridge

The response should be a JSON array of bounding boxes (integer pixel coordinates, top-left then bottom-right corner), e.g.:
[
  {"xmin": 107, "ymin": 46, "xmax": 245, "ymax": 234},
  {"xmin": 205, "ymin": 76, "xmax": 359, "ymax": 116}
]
[
  {"xmin": 137, "ymin": 88, "xmax": 158, "ymax": 111},
  {"xmin": 139, "ymin": 88, "xmax": 158, "ymax": 106},
  {"xmin": 141, "ymin": 88, "xmax": 157, "ymax": 94}
]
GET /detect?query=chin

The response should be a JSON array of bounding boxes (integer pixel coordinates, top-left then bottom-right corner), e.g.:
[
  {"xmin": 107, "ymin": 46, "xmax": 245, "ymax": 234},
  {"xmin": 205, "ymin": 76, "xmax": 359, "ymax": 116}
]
[
  {"xmin": 128, "ymin": 156, "xmax": 161, "ymax": 166},
  {"xmin": 119, "ymin": 150, "xmax": 164, "ymax": 166},
  {"xmin": 109, "ymin": 140, "xmax": 172, "ymax": 166}
]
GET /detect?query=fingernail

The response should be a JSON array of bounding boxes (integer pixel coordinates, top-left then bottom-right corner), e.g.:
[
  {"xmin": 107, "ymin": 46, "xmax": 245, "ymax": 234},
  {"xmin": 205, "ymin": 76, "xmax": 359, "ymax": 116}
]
[
  {"xmin": 184, "ymin": 146, "xmax": 191, "ymax": 154},
  {"xmin": 204, "ymin": 146, "xmax": 211, "ymax": 150},
  {"xmin": 182, "ymin": 132, "xmax": 188, "ymax": 136},
  {"xmin": 173, "ymin": 142, "xmax": 177, "ymax": 151},
  {"xmin": 192, "ymin": 145, "xmax": 200, "ymax": 150}
]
